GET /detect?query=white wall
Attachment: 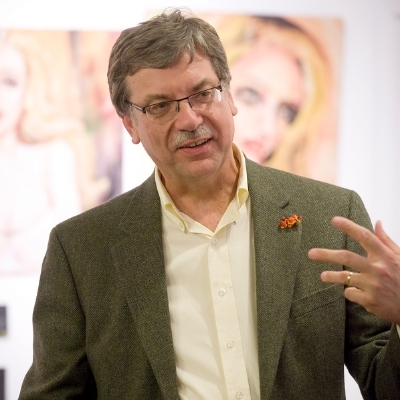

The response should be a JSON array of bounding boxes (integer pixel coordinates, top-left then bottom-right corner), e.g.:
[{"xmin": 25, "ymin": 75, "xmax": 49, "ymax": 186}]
[{"xmin": 0, "ymin": 0, "xmax": 399, "ymax": 399}]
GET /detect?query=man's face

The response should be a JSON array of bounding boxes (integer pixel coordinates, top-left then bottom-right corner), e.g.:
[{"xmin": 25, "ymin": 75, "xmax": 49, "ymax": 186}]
[{"xmin": 122, "ymin": 49, "xmax": 237, "ymax": 186}]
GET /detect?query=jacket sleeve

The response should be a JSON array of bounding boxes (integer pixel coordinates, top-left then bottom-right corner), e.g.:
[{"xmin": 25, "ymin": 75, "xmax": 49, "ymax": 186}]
[
  {"xmin": 19, "ymin": 227, "xmax": 97, "ymax": 399},
  {"xmin": 344, "ymin": 191, "xmax": 400, "ymax": 400}
]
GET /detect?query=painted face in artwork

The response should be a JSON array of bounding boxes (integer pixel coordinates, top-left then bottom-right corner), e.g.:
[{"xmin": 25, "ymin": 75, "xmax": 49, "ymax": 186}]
[
  {"xmin": 0, "ymin": 44, "xmax": 27, "ymax": 137},
  {"xmin": 230, "ymin": 43, "xmax": 305, "ymax": 164}
]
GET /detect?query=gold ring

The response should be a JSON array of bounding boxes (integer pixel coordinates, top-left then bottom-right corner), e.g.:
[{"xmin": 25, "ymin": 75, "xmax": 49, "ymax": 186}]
[{"xmin": 346, "ymin": 272, "xmax": 353, "ymax": 287}]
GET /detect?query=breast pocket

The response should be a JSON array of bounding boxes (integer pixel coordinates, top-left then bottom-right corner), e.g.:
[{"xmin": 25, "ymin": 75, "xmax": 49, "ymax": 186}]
[{"xmin": 290, "ymin": 284, "xmax": 344, "ymax": 319}]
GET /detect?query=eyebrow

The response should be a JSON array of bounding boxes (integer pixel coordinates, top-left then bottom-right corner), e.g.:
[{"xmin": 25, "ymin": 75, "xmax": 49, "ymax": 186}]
[
  {"xmin": 142, "ymin": 78, "xmax": 217, "ymax": 106},
  {"xmin": 191, "ymin": 78, "xmax": 215, "ymax": 93}
]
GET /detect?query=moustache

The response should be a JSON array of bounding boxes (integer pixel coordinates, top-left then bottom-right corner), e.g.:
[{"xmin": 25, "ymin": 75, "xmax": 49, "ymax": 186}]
[{"xmin": 172, "ymin": 124, "xmax": 213, "ymax": 149}]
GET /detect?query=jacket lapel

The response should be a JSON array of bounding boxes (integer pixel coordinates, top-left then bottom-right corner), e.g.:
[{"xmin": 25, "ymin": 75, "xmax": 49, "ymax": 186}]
[
  {"xmin": 111, "ymin": 174, "xmax": 179, "ymax": 399},
  {"xmin": 110, "ymin": 162, "xmax": 303, "ymax": 399},
  {"xmin": 247, "ymin": 161, "xmax": 303, "ymax": 399}
]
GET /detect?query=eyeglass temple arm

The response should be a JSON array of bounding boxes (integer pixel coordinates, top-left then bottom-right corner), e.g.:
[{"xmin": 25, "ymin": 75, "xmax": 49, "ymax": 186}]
[{"xmin": 125, "ymin": 100, "xmax": 146, "ymax": 114}]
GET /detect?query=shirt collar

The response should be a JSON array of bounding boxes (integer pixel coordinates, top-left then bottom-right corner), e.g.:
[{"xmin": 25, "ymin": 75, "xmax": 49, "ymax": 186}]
[{"xmin": 155, "ymin": 143, "xmax": 249, "ymax": 227}]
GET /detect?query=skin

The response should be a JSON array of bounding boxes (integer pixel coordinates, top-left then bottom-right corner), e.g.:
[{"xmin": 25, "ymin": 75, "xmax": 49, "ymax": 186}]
[
  {"xmin": 0, "ymin": 44, "xmax": 27, "ymax": 138},
  {"xmin": 0, "ymin": 43, "xmax": 81, "ymax": 272},
  {"xmin": 308, "ymin": 217, "xmax": 400, "ymax": 326},
  {"xmin": 230, "ymin": 43, "xmax": 305, "ymax": 164},
  {"xmin": 122, "ymin": 49, "xmax": 238, "ymax": 231}
]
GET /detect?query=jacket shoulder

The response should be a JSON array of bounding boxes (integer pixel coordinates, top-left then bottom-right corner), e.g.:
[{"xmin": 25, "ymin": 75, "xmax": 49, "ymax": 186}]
[
  {"xmin": 246, "ymin": 160, "xmax": 356, "ymax": 199},
  {"xmin": 246, "ymin": 160, "xmax": 370, "ymax": 228},
  {"xmin": 55, "ymin": 173, "xmax": 158, "ymax": 235}
]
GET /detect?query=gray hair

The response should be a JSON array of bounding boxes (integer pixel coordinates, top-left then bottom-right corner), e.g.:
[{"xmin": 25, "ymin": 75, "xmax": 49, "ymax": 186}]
[{"xmin": 107, "ymin": 8, "xmax": 231, "ymax": 117}]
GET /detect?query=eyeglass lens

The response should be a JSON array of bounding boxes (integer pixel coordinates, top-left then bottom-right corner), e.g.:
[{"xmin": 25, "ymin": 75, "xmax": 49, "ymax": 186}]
[{"xmin": 146, "ymin": 87, "xmax": 221, "ymax": 123}]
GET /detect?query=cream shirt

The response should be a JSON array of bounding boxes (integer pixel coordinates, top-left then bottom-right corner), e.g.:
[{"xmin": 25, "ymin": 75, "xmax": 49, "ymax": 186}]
[{"xmin": 155, "ymin": 145, "xmax": 260, "ymax": 400}]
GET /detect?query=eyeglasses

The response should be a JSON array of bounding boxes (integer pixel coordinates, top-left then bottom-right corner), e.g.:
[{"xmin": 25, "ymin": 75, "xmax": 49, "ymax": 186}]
[{"xmin": 125, "ymin": 84, "xmax": 223, "ymax": 124}]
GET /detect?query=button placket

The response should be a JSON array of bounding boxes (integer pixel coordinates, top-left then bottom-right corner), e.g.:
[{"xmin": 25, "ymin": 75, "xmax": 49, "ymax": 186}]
[
  {"xmin": 218, "ymin": 288, "xmax": 226, "ymax": 297},
  {"xmin": 207, "ymin": 227, "xmax": 249, "ymax": 399}
]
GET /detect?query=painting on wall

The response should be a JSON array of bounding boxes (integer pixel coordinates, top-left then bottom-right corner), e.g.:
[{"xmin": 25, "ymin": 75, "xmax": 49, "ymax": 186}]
[
  {"xmin": 0, "ymin": 306, "xmax": 5, "ymax": 336},
  {"xmin": 0, "ymin": 369, "xmax": 4, "ymax": 400},
  {"xmin": 201, "ymin": 13, "xmax": 343, "ymax": 183},
  {"xmin": 0, "ymin": 30, "xmax": 122, "ymax": 275}
]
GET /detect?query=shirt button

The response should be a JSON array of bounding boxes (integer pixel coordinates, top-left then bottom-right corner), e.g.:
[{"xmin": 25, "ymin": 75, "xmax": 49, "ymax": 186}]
[
  {"xmin": 211, "ymin": 237, "xmax": 218, "ymax": 245},
  {"xmin": 218, "ymin": 288, "xmax": 226, "ymax": 297},
  {"xmin": 178, "ymin": 222, "xmax": 184, "ymax": 229},
  {"xmin": 227, "ymin": 340, "xmax": 235, "ymax": 349},
  {"xmin": 235, "ymin": 392, "xmax": 243, "ymax": 399}
]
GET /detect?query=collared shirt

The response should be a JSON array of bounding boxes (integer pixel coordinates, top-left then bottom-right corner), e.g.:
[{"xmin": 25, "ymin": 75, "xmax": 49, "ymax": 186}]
[{"xmin": 155, "ymin": 144, "xmax": 260, "ymax": 400}]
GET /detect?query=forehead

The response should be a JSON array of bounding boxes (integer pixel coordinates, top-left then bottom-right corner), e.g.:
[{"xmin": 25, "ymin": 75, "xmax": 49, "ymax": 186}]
[
  {"xmin": 125, "ymin": 50, "xmax": 218, "ymax": 102},
  {"xmin": 0, "ymin": 44, "xmax": 26, "ymax": 72},
  {"xmin": 230, "ymin": 44, "xmax": 304, "ymax": 99},
  {"xmin": 233, "ymin": 44, "xmax": 301, "ymax": 77}
]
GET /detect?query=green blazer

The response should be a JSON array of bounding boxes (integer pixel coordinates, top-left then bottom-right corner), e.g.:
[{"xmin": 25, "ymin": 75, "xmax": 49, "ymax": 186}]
[{"xmin": 20, "ymin": 160, "xmax": 400, "ymax": 399}]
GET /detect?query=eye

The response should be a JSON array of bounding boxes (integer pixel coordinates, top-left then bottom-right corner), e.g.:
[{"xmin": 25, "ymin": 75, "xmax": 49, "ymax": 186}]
[
  {"xmin": 2, "ymin": 77, "xmax": 19, "ymax": 87},
  {"xmin": 279, "ymin": 104, "xmax": 299, "ymax": 124},
  {"xmin": 147, "ymin": 101, "xmax": 174, "ymax": 116},
  {"xmin": 234, "ymin": 87, "xmax": 262, "ymax": 105},
  {"xmin": 192, "ymin": 89, "xmax": 213, "ymax": 103}
]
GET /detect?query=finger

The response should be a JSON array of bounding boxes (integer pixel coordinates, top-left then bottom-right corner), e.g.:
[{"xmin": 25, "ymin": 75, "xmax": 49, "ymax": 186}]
[
  {"xmin": 343, "ymin": 287, "xmax": 369, "ymax": 308},
  {"xmin": 321, "ymin": 270, "xmax": 362, "ymax": 288},
  {"xmin": 308, "ymin": 247, "xmax": 369, "ymax": 273},
  {"xmin": 375, "ymin": 220, "xmax": 400, "ymax": 256},
  {"xmin": 323, "ymin": 274, "xmax": 388, "ymax": 318},
  {"xmin": 331, "ymin": 216, "xmax": 388, "ymax": 257},
  {"xmin": 343, "ymin": 287, "xmax": 395, "ymax": 321},
  {"xmin": 320, "ymin": 270, "xmax": 348, "ymax": 285}
]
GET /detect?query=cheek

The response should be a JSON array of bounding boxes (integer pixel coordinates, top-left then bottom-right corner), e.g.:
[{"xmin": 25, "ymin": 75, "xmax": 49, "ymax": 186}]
[
  {"xmin": 138, "ymin": 126, "xmax": 168, "ymax": 160},
  {"xmin": 0, "ymin": 100, "xmax": 24, "ymax": 131},
  {"xmin": 236, "ymin": 102, "xmax": 271, "ymax": 133},
  {"xmin": 274, "ymin": 121, "xmax": 289, "ymax": 149},
  {"xmin": 0, "ymin": 84, "xmax": 25, "ymax": 112},
  {"xmin": 276, "ymin": 116, "xmax": 292, "ymax": 137},
  {"xmin": 8, "ymin": 89, "xmax": 25, "ymax": 106}
]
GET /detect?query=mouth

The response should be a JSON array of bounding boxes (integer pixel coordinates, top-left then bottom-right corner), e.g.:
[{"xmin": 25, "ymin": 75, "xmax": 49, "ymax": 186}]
[
  {"xmin": 180, "ymin": 138, "xmax": 210, "ymax": 148},
  {"xmin": 172, "ymin": 123, "xmax": 214, "ymax": 150}
]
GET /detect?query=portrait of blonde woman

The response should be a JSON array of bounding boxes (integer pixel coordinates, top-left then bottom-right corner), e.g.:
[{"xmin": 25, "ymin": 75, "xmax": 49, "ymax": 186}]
[
  {"xmin": 0, "ymin": 30, "xmax": 116, "ymax": 274},
  {"xmin": 210, "ymin": 14, "xmax": 341, "ymax": 183}
]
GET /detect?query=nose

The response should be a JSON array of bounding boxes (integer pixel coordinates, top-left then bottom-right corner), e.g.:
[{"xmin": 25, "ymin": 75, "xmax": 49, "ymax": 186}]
[
  {"xmin": 258, "ymin": 101, "xmax": 279, "ymax": 139},
  {"xmin": 176, "ymin": 97, "xmax": 194, "ymax": 112},
  {"xmin": 173, "ymin": 99, "xmax": 203, "ymax": 131}
]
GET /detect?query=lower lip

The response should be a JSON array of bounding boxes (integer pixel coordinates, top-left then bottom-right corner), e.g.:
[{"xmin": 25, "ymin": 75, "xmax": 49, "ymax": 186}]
[{"xmin": 179, "ymin": 139, "xmax": 211, "ymax": 154}]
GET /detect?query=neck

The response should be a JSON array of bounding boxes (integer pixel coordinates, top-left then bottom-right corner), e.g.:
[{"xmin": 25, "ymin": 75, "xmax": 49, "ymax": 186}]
[{"xmin": 161, "ymin": 155, "xmax": 240, "ymax": 231}]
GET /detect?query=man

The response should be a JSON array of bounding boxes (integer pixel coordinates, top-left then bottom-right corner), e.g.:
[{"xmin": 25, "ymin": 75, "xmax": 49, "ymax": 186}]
[{"xmin": 20, "ymin": 8, "xmax": 400, "ymax": 400}]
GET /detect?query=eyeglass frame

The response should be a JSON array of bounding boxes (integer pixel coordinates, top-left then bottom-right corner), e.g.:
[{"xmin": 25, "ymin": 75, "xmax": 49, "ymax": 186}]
[{"xmin": 124, "ymin": 84, "xmax": 223, "ymax": 118}]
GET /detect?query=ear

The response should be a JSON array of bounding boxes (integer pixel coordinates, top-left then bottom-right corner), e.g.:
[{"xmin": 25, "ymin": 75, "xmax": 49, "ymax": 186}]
[
  {"xmin": 227, "ymin": 90, "xmax": 238, "ymax": 116},
  {"xmin": 122, "ymin": 115, "xmax": 140, "ymax": 144}
]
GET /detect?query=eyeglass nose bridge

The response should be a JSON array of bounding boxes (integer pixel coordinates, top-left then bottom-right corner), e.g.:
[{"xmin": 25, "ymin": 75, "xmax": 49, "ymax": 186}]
[{"xmin": 175, "ymin": 96, "xmax": 195, "ymax": 114}]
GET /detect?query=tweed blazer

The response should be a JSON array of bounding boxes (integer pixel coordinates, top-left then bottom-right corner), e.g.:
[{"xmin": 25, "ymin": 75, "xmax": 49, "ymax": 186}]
[{"xmin": 19, "ymin": 160, "xmax": 400, "ymax": 400}]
